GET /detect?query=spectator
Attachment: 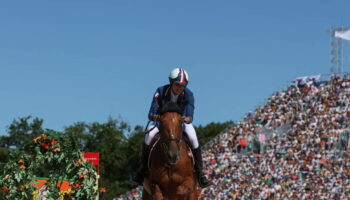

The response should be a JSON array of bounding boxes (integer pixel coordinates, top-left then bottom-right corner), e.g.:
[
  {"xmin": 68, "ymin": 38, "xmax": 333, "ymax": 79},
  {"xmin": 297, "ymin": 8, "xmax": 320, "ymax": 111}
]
[{"xmin": 118, "ymin": 74, "xmax": 350, "ymax": 200}]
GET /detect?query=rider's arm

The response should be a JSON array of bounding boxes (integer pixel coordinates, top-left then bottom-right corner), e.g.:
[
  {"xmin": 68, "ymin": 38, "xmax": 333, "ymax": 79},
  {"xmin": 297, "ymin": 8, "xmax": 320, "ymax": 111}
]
[
  {"xmin": 183, "ymin": 89, "xmax": 194, "ymax": 123},
  {"xmin": 148, "ymin": 88, "xmax": 161, "ymax": 121}
]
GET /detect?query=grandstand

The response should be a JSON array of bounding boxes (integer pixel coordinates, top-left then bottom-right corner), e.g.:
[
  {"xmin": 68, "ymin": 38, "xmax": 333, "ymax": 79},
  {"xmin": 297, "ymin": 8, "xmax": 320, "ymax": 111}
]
[{"xmin": 117, "ymin": 74, "xmax": 350, "ymax": 199}]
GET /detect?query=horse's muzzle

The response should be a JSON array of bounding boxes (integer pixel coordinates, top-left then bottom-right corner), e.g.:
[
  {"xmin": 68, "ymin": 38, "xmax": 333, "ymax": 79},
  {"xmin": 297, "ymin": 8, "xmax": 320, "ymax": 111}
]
[{"xmin": 168, "ymin": 145, "xmax": 180, "ymax": 164}]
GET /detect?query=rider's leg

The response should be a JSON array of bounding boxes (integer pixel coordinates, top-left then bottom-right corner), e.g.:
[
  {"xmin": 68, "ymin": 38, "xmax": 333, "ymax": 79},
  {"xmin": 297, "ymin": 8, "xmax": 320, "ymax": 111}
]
[
  {"xmin": 145, "ymin": 123, "xmax": 160, "ymax": 146},
  {"xmin": 183, "ymin": 123, "xmax": 212, "ymax": 188},
  {"xmin": 132, "ymin": 122, "xmax": 159, "ymax": 185}
]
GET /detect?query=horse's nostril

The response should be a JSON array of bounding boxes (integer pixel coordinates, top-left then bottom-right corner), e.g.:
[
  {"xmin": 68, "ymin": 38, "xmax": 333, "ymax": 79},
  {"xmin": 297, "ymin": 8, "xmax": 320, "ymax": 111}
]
[
  {"xmin": 168, "ymin": 149, "xmax": 180, "ymax": 163},
  {"xmin": 169, "ymin": 150, "xmax": 176, "ymax": 157}
]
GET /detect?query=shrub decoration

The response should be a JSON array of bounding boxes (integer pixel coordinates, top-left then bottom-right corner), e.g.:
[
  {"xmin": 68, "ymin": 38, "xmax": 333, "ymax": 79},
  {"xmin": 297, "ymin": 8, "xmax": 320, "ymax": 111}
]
[{"xmin": 0, "ymin": 130, "xmax": 98, "ymax": 200}]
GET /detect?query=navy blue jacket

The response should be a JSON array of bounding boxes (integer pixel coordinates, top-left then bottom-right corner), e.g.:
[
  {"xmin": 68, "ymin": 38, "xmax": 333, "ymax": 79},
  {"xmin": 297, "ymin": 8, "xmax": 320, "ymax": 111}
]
[{"xmin": 148, "ymin": 84, "xmax": 195, "ymax": 122}]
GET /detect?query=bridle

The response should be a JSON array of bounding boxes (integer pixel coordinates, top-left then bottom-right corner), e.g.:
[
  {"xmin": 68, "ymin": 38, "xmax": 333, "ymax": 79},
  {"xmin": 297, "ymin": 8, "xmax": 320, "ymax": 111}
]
[
  {"xmin": 158, "ymin": 116, "xmax": 184, "ymax": 165},
  {"xmin": 160, "ymin": 134, "xmax": 183, "ymax": 156}
]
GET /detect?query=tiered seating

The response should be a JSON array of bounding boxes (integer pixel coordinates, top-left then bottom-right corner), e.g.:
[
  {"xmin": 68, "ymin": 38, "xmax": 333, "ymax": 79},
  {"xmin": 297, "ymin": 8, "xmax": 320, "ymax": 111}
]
[{"xmin": 118, "ymin": 74, "xmax": 350, "ymax": 200}]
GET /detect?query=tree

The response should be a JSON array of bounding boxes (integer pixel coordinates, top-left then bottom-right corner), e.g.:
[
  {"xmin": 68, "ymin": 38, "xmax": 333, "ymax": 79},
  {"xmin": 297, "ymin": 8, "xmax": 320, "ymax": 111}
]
[
  {"xmin": 0, "ymin": 116, "xmax": 44, "ymax": 172},
  {"xmin": 0, "ymin": 147, "xmax": 10, "ymax": 171},
  {"xmin": 123, "ymin": 125, "xmax": 145, "ymax": 179},
  {"xmin": 64, "ymin": 122, "xmax": 90, "ymax": 151},
  {"xmin": 195, "ymin": 121, "xmax": 234, "ymax": 146},
  {"xmin": 1, "ymin": 116, "xmax": 44, "ymax": 148}
]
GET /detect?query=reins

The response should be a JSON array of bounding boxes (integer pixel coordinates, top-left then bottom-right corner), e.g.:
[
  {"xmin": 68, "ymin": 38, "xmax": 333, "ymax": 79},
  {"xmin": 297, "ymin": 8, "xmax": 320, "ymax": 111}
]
[{"xmin": 143, "ymin": 120, "xmax": 158, "ymax": 135}]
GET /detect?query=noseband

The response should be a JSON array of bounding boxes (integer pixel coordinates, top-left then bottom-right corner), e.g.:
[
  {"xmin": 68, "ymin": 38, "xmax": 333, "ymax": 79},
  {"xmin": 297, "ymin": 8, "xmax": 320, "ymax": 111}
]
[{"xmin": 161, "ymin": 134, "xmax": 182, "ymax": 151}]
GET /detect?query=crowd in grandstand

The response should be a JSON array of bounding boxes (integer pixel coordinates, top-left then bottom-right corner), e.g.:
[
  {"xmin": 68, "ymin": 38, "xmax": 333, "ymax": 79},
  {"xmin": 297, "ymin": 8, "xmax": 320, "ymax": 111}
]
[{"xmin": 117, "ymin": 74, "xmax": 350, "ymax": 199}]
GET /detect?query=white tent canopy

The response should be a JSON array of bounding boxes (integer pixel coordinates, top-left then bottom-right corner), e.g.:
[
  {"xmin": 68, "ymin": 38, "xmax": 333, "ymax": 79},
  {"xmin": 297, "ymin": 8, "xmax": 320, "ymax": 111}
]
[{"xmin": 335, "ymin": 29, "xmax": 350, "ymax": 41}]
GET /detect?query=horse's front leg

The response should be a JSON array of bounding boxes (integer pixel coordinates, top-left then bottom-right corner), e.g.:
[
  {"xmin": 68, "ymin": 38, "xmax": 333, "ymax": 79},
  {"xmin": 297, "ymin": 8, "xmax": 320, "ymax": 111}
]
[
  {"xmin": 176, "ymin": 178, "xmax": 197, "ymax": 199},
  {"xmin": 142, "ymin": 188, "xmax": 152, "ymax": 200},
  {"xmin": 151, "ymin": 184, "xmax": 163, "ymax": 200}
]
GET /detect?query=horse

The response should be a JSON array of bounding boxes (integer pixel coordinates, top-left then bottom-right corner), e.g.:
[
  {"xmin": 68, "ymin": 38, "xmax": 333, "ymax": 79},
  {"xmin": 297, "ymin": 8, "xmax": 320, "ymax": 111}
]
[{"xmin": 142, "ymin": 102, "xmax": 198, "ymax": 200}]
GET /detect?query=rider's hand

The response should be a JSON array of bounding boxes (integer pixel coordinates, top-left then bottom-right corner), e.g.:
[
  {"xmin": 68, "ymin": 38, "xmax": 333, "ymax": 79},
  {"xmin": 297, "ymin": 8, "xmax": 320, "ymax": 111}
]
[{"xmin": 183, "ymin": 117, "xmax": 191, "ymax": 124}]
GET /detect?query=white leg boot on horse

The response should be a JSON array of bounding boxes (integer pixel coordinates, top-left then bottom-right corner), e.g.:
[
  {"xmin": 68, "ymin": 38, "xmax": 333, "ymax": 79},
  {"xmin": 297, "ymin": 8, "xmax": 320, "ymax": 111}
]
[{"xmin": 183, "ymin": 123, "xmax": 212, "ymax": 188}]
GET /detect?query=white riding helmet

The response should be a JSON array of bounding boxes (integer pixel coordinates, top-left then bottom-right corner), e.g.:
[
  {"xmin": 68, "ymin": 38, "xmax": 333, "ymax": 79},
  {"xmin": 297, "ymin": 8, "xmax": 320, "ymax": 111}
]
[{"xmin": 168, "ymin": 68, "xmax": 189, "ymax": 86}]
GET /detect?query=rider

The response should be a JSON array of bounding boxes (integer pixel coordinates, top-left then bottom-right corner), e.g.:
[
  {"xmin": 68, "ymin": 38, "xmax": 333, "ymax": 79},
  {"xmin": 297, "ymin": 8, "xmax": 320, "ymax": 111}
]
[{"xmin": 132, "ymin": 68, "xmax": 212, "ymax": 188}]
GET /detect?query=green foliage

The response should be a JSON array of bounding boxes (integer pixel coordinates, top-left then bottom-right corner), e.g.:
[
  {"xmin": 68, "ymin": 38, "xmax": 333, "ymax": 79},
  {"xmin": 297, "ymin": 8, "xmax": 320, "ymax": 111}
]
[
  {"xmin": 195, "ymin": 121, "xmax": 234, "ymax": 146},
  {"xmin": 123, "ymin": 125, "xmax": 144, "ymax": 178},
  {"xmin": 64, "ymin": 118, "xmax": 142, "ymax": 199},
  {"xmin": 0, "ymin": 130, "xmax": 98, "ymax": 200},
  {"xmin": 0, "ymin": 116, "xmax": 44, "ymax": 173},
  {"xmin": 5, "ymin": 116, "xmax": 44, "ymax": 148},
  {"xmin": 0, "ymin": 147, "xmax": 10, "ymax": 169},
  {"xmin": 1, "ymin": 116, "xmax": 232, "ymax": 199}
]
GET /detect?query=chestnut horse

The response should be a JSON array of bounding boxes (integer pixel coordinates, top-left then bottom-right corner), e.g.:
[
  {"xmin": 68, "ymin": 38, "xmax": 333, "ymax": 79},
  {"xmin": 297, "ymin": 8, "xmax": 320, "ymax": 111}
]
[{"xmin": 142, "ymin": 102, "xmax": 198, "ymax": 200}]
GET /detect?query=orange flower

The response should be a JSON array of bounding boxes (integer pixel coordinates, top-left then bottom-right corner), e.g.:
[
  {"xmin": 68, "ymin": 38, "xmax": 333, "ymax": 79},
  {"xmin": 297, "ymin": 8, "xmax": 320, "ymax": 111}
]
[
  {"xmin": 53, "ymin": 148, "xmax": 60, "ymax": 153},
  {"xmin": 72, "ymin": 182, "xmax": 81, "ymax": 189},
  {"xmin": 51, "ymin": 139, "xmax": 58, "ymax": 146},
  {"xmin": 20, "ymin": 165, "xmax": 26, "ymax": 170},
  {"xmin": 99, "ymin": 187, "xmax": 107, "ymax": 193},
  {"xmin": 41, "ymin": 143, "xmax": 50, "ymax": 150},
  {"xmin": 21, "ymin": 185, "xmax": 26, "ymax": 190},
  {"xmin": 79, "ymin": 172, "xmax": 85, "ymax": 179},
  {"xmin": 33, "ymin": 137, "xmax": 41, "ymax": 143},
  {"xmin": 41, "ymin": 133, "xmax": 47, "ymax": 139},
  {"xmin": 1, "ymin": 186, "xmax": 8, "ymax": 193},
  {"xmin": 75, "ymin": 160, "xmax": 82, "ymax": 166},
  {"xmin": 17, "ymin": 159, "xmax": 24, "ymax": 164}
]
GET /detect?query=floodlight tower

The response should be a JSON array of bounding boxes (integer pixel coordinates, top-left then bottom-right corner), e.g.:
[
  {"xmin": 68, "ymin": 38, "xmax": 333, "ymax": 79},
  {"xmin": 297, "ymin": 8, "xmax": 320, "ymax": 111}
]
[{"xmin": 330, "ymin": 27, "xmax": 343, "ymax": 74}]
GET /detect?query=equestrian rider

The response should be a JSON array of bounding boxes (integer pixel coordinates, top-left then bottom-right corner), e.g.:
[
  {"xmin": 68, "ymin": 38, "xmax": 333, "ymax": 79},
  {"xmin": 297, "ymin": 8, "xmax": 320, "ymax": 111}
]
[{"xmin": 132, "ymin": 68, "xmax": 212, "ymax": 188}]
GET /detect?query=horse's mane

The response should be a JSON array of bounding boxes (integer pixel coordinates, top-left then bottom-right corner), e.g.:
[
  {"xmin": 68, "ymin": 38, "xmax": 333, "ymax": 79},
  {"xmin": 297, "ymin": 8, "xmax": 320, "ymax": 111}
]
[{"xmin": 160, "ymin": 102, "xmax": 183, "ymax": 115}]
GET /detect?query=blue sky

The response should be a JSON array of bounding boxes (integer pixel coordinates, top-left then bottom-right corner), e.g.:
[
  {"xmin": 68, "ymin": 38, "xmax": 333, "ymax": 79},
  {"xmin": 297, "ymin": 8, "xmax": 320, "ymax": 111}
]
[{"xmin": 1, "ymin": 0, "xmax": 350, "ymax": 135}]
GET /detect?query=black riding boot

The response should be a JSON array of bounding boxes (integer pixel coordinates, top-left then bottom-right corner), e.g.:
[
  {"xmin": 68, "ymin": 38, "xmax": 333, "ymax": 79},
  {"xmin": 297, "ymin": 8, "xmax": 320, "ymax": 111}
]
[
  {"xmin": 193, "ymin": 146, "xmax": 212, "ymax": 188},
  {"xmin": 132, "ymin": 143, "xmax": 150, "ymax": 185}
]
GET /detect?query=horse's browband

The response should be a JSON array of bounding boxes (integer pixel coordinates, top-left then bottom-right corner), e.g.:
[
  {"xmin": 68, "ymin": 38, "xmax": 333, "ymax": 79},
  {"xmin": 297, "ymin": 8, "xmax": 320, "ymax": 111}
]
[{"xmin": 161, "ymin": 137, "xmax": 182, "ymax": 143}]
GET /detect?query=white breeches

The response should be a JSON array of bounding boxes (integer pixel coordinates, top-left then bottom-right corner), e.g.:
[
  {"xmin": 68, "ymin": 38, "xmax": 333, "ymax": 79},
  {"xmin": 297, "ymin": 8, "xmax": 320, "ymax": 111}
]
[{"xmin": 144, "ymin": 121, "xmax": 199, "ymax": 149}]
